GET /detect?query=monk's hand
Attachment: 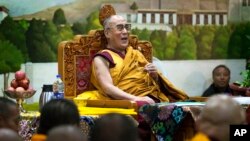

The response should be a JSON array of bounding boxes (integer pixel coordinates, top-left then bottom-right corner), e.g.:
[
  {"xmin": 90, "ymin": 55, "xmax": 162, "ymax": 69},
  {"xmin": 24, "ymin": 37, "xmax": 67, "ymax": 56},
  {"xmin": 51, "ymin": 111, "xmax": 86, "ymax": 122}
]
[
  {"xmin": 135, "ymin": 96, "xmax": 155, "ymax": 104},
  {"xmin": 144, "ymin": 63, "xmax": 158, "ymax": 81}
]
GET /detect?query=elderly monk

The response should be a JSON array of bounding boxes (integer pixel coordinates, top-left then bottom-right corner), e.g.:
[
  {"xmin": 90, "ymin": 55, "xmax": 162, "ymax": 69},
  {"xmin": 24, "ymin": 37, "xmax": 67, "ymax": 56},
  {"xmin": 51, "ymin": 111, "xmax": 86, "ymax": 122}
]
[
  {"xmin": 79, "ymin": 7, "xmax": 188, "ymax": 104},
  {"xmin": 190, "ymin": 95, "xmax": 246, "ymax": 141}
]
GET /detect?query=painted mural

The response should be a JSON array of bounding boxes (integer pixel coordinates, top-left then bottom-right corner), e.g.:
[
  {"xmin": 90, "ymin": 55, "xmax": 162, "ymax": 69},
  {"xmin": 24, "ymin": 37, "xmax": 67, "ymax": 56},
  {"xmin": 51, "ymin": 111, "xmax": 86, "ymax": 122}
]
[{"xmin": 0, "ymin": 0, "xmax": 249, "ymax": 68}]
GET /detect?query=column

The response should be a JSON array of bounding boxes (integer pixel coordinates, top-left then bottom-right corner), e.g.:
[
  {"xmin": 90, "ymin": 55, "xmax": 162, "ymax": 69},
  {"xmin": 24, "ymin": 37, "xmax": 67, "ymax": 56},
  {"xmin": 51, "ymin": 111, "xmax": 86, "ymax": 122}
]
[
  {"xmin": 164, "ymin": 14, "xmax": 169, "ymax": 24},
  {"xmin": 173, "ymin": 13, "xmax": 177, "ymax": 26},
  {"xmin": 155, "ymin": 13, "xmax": 160, "ymax": 24},
  {"xmin": 192, "ymin": 14, "xmax": 196, "ymax": 25},
  {"xmin": 146, "ymin": 13, "xmax": 151, "ymax": 24},
  {"xmin": 137, "ymin": 13, "xmax": 142, "ymax": 24},
  {"xmin": 25, "ymin": 62, "xmax": 33, "ymax": 103}
]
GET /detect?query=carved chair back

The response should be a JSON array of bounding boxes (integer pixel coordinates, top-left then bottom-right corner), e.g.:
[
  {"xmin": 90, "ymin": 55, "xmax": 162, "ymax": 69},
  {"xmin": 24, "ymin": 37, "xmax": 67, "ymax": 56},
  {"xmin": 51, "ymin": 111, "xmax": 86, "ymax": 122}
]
[{"xmin": 58, "ymin": 30, "xmax": 152, "ymax": 99}]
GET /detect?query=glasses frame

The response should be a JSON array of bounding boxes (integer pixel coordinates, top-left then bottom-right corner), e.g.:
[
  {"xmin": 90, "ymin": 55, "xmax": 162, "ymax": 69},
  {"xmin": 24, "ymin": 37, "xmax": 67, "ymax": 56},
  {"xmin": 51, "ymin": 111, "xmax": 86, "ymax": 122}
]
[{"xmin": 108, "ymin": 24, "xmax": 131, "ymax": 32}]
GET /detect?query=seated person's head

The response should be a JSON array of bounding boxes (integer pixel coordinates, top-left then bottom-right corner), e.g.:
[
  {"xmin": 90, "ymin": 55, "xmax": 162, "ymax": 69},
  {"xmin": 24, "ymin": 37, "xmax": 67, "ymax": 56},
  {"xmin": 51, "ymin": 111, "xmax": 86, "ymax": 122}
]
[
  {"xmin": 103, "ymin": 14, "xmax": 131, "ymax": 49},
  {"xmin": 0, "ymin": 128, "xmax": 22, "ymax": 141},
  {"xmin": 37, "ymin": 99, "xmax": 80, "ymax": 135},
  {"xmin": 46, "ymin": 125, "xmax": 87, "ymax": 141},
  {"xmin": 212, "ymin": 65, "xmax": 230, "ymax": 88},
  {"xmin": 90, "ymin": 113, "xmax": 139, "ymax": 141},
  {"xmin": 197, "ymin": 95, "xmax": 246, "ymax": 141},
  {"xmin": 0, "ymin": 97, "xmax": 20, "ymax": 132}
]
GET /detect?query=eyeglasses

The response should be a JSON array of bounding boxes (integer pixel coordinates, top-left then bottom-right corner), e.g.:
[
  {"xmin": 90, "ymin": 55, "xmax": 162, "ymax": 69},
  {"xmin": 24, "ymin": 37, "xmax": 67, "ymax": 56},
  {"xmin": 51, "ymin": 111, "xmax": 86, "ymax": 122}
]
[{"xmin": 108, "ymin": 24, "xmax": 131, "ymax": 32}]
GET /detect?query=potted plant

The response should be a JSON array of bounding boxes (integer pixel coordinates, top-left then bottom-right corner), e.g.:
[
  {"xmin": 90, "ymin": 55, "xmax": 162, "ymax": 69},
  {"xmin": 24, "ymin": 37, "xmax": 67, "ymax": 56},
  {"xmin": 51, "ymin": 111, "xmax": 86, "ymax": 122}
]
[{"xmin": 230, "ymin": 69, "xmax": 250, "ymax": 96}]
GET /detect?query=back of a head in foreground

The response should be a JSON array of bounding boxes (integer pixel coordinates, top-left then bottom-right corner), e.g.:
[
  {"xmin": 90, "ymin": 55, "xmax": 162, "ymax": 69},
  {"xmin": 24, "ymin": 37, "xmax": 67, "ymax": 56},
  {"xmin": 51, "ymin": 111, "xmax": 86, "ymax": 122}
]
[
  {"xmin": 37, "ymin": 99, "xmax": 80, "ymax": 135},
  {"xmin": 46, "ymin": 125, "xmax": 87, "ymax": 141},
  {"xmin": 0, "ymin": 97, "xmax": 20, "ymax": 132},
  {"xmin": 197, "ymin": 95, "xmax": 246, "ymax": 141},
  {"xmin": 0, "ymin": 128, "xmax": 22, "ymax": 141},
  {"xmin": 90, "ymin": 113, "xmax": 139, "ymax": 141}
]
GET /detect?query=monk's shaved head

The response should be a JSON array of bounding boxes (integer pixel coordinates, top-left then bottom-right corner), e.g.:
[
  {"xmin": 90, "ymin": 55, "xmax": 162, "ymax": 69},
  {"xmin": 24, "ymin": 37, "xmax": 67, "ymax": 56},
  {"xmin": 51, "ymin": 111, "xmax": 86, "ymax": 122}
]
[{"xmin": 197, "ymin": 95, "xmax": 246, "ymax": 141}]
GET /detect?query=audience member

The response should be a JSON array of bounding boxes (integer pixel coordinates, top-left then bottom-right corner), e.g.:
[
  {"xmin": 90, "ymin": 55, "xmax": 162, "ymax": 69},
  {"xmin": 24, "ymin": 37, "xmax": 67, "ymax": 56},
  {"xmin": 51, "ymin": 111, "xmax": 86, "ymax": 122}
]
[
  {"xmin": 90, "ymin": 113, "xmax": 139, "ymax": 141},
  {"xmin": 0, "ymin": 97, "xmax": 20, "ymax": 132},
  {"xmin": 190, "ymin": 95, "xmax": 246, "ymax": 141},
  {"xmin": 202, "ymin": 65, "xmax": 233, "ymax": 97},
  {"xmin": 0, "ymin": 128, "xmax": 23, "ymax": 141},
  {"xmin": 31, "ymin": 99, "xmax": 80, "ymax": 141},
  {"xmin": 46, "ymin": 125, "xmax": 87, "ymax": 141}
]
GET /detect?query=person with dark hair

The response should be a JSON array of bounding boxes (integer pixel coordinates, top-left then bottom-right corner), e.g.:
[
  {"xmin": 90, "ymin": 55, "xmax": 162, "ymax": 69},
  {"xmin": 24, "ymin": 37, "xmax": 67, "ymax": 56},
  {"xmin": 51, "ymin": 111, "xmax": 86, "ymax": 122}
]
[
  {"xmin": 0, "ymin": 128, "xmax": 23, "ymax": 141},
  {"xmin": 31, "ymin": 99, "xmax": 80, "ymax": 141},
  {"xmin": 46, "ymin": 125, "xmax": 87, "ymax": 141},
  {"xmin": 0, "ymin": 97, "xmax": 20, "ymax": 133},
  {"xmin": 90, "ymin": 113, "xmax": 139, "ymax": 141},
  {"xmin": 202, "ymin": 64, "xmax": 233, "ymax": 97}
]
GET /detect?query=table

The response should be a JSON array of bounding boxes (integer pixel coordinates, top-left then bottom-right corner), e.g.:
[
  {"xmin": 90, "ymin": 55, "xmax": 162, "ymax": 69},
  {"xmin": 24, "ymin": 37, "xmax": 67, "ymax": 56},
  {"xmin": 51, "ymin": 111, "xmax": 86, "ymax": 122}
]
[
  {"xmin": 139, "ymin": 102, "xmax": 205, "ymax": 141},
  {"xmin": 19, "ymin": 111, "xmax": 96, "ymax": 141}
]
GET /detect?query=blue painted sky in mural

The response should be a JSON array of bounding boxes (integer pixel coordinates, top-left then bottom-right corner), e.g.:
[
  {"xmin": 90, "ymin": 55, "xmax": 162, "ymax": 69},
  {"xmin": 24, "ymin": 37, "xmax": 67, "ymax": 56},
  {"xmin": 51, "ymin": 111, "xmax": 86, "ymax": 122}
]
[{"xmin": 0, "ymin": 0, "xmax": 76, "ymax": 16}]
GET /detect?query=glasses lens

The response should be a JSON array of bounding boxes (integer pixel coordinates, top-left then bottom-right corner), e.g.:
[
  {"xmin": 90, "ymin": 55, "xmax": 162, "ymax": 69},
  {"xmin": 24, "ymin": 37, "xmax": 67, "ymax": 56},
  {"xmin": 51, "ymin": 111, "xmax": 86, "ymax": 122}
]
[
  {"xmin": 125, "ymin": 24, "xmax": 131, "ymax": 31},
  {"xmin": 116, "ymin": 24, "xmax": 124, "ymax": 31},
  {"xmin": 115, "ymin": 24, "xmax": 131, "ymax": 31}
]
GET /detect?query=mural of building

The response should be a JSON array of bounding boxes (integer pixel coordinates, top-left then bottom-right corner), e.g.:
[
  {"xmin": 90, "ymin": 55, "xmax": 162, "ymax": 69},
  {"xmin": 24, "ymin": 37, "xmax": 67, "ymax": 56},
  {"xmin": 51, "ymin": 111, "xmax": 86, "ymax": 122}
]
[
  {"xmin": 0, "ymin": 6, "xmax": 8, "ymax": 23},
  {"xmin": 228, "ymin": 0, "xmax": 250, "ymax": 22},
  {"xmin": 109, "ymin": 0, "xmax": 228, "ymax": 31}
]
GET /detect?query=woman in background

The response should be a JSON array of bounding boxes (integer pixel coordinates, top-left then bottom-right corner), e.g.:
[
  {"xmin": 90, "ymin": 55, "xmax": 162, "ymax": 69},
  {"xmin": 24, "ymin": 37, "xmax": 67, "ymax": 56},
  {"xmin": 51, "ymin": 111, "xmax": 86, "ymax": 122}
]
[{"xmin": 202, "ymin": 64, "xmax": 233, "ymax": 97}]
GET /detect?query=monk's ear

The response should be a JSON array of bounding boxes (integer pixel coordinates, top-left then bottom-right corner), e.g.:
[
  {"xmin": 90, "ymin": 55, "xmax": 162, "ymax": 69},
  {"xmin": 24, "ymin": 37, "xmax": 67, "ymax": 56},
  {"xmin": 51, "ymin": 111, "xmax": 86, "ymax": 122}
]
[{"xmin": 104, "ymin": 29, "xmax": 110, "ymax": 38}]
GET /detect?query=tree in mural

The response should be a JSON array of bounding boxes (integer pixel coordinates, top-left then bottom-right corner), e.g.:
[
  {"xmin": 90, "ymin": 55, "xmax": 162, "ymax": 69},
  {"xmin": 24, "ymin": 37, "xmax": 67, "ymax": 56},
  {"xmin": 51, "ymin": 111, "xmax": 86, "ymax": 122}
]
[
  {"xmin": 26, "ymin": 19, "xmax": 56, "ymax": 62},
  {"xmin": 196, "ymin": 26, "xmax": 215, "ymax": 59},
  {"xmin": 0, "ymin": 40, "xmax": 24, "ymax": 90},
  {"xmin": 52, "ymin": 8, "xmax": 73, "ymax": 55},
  {"xmin": 130, "ymin": 2, "xmax": 138, "ymax": 11},
  {"xmin": 85, "ymin": 10, "xmax": 103, "ymax": 31},
  {"xmin": 150, "ymin": 30, "xmax": 167, "ymax": 60},
  {"xmin": 26, "ymin": 8, "xmax": 74, "ymax": 63},
  {"xmin": 53, "ymin": 8, "xmax": 67, "ymax": 26},
  {"xmin": 228, "ymin": 23, "xmax": 244, "ymax": 58},
  {"xmin": 72, "ymin": 22, "xmax": 87, "ymax": 35},
  {"xmin": 43, "ymin": 21, "xmax": 61, "ymax": 54},
  {"xmin": 165, "ymin": 30, "xmax": 178, "ymax": 60},
  {"xmin": 241, "ymin": 22, "xmax": 250, "ymax": 59},
  {"xmin": 57, "ymin": 24, "xmax": 74, "ymax": 41},
  {"xmin": 131, "ymin": 28, "xmax": 151, "ymax": 44},
  {"xmin": 211, "ymin": 26, "xmax": 230, "ymax": 59},
  {"xmin": 138, "ymin": 28, "xmax": 151, "ymax": 41},
  {"xmin": 0, "ymin": 16, "xmax": 29, "ymax": 61},
  {"xmin": 175, "ymin": 27, "xmax": 197, "ymax": 60},
  {"xmin": 131, "ymin": 28, "xmax": 140, "ymax": 36}
]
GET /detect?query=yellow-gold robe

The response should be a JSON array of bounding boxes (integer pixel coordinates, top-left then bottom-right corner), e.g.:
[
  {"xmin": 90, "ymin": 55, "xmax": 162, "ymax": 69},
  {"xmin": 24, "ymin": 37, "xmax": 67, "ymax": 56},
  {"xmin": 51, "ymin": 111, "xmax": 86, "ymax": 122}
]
[{"xmin": 78, "ymin": 46, "xmax": 188, "ymax": 102}]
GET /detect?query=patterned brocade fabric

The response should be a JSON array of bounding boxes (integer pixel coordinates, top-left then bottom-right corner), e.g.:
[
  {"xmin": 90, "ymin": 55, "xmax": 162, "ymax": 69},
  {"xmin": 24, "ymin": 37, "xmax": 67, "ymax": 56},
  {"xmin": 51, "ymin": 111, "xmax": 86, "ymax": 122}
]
[
  {"xmin": 139, "ymin": 103, "xmax": 188, "ymax": 141},
  {"xmin": 19, "ymin": 115, "xmax": 96, "ymax": 141}
]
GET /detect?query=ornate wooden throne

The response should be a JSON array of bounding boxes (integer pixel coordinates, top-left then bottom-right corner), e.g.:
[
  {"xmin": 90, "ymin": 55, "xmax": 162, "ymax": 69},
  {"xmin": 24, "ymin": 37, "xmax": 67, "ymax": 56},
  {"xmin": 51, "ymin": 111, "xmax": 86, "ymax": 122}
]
[
  {"xmin": 57, "ymin": 5, "xmax": 153, "ymax": 100},
  {"xmin": 57, "ymin": 5, "xmax": 198, "ymax": 141}
]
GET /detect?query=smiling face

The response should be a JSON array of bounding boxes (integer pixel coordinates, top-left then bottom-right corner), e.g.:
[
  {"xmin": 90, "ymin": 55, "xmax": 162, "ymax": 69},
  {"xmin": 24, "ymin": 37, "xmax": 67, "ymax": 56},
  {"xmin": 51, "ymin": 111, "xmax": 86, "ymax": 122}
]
[{"xmin": 104, "ymin": 15, "xmax": 130, "ymax": 52}]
